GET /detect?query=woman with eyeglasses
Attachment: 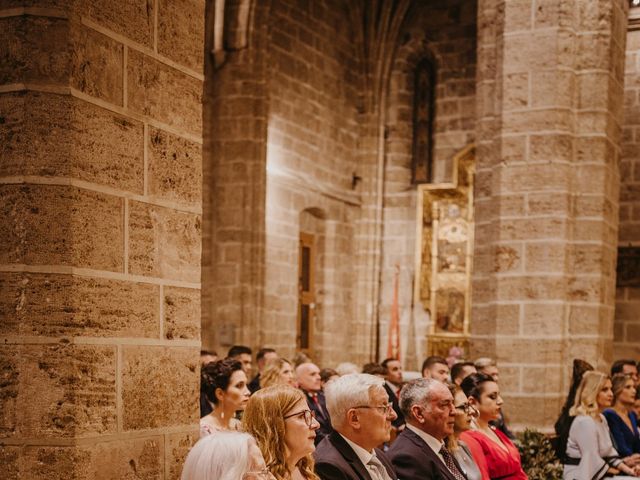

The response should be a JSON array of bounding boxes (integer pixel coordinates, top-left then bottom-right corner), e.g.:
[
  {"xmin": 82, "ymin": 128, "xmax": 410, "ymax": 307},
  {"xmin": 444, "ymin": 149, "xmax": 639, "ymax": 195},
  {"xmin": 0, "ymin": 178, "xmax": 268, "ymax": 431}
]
[
  {"xmin": 447, "ymin": 383, "xmax": 489, "ymax": 480},
  {"xmin": 200, "ymin": 358, "xmax": 251, "ymax": 437},
  {"xmin": 460, "ymin": 373, "xmax": 528, "ymax": 479},
  {"xmin": 243, "ymin": 384, "xmax": 321, "ymax": 480},
  {"xmin": 181, "ymin": 431, "xmax": 275, "ymax": 480}
]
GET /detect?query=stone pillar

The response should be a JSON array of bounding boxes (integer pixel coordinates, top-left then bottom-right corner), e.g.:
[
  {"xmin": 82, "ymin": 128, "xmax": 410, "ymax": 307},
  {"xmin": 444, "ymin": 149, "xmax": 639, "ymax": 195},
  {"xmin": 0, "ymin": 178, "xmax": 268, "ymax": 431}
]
[
  {"xmin": 472, "ymin": 0, "xmax": 627, "ymax": 429},
  {"xmin": 1, "ymin": 1, "xmax": 203, "ymax": 477}
]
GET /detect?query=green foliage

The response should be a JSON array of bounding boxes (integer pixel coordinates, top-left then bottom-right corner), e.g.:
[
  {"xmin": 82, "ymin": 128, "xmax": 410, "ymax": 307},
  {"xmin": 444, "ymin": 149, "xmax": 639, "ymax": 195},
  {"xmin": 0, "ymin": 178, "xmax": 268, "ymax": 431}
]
[{"xmin": 516, "ymin": 429, "xmax": 563, "ymax": 480}]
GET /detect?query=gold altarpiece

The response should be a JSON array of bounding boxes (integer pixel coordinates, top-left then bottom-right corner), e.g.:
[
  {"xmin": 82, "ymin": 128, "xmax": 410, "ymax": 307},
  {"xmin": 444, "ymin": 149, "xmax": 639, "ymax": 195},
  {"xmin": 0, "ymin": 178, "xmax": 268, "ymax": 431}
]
[{"xmin": 414, "ymin": 145, "xmax": 475, "ymax": 358}]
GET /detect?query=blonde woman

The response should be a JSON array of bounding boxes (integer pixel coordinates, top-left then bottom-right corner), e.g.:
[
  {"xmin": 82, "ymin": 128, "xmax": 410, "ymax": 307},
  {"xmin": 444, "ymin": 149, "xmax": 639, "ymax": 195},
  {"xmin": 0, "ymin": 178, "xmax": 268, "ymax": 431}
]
[
  {"xmin": 260, "ymin": 358, "xmax": 296, "ymax": 389},
  {"xmin": 563, "ymin": 371, "xmax": 639, "ymax": 479},
  {"xmin": 603, "ymin": 374, "xmax": 640, "ymax": 462},
  {"xmin": 243, "ymin": 385, "xmax": 320, "ymax": 480},
  {"xmin": 181, "ymin": 431, "xmax": 275, "ymax": 480}
]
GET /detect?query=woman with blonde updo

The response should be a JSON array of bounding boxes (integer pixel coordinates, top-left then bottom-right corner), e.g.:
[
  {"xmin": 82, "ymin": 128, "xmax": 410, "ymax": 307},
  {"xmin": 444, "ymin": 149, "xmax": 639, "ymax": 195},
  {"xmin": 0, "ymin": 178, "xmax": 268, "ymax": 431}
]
[
  {"xmin": 243, "ymin": 385, "xmax": 320, "ymax": 480},
  {"xmin": 260, "ymin": 358, "xmax": 296, "ymax": 389},
  {"xmin": 563, "ymin": 371, "xmax": 639, "ymax": 479}
]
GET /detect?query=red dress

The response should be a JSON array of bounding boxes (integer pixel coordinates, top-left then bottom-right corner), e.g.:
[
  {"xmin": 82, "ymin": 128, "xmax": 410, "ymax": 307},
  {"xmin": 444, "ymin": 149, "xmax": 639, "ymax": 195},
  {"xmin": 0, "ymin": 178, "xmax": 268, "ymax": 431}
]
[{"xmin": 460, "ymin": 428, "xmax": 528, "ymax": 480}]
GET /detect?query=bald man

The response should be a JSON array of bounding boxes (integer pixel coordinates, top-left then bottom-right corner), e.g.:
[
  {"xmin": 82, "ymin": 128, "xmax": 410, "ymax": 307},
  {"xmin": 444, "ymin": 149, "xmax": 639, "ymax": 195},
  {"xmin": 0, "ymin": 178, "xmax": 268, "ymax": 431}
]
[{"xmin": 297, "ymin": 362, "xmax": 333, "ymax": 445}]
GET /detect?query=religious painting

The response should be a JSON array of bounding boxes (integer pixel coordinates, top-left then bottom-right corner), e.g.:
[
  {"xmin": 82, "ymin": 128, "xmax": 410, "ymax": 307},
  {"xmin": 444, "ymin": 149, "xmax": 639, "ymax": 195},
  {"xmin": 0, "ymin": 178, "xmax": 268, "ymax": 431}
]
[
  {"xmin": 617, "ymin": 247, "xmax": 640, "ymax": 287},
  {"xmin": 414, "ymin": 145, "xmax": 474, "ymax": 354}
]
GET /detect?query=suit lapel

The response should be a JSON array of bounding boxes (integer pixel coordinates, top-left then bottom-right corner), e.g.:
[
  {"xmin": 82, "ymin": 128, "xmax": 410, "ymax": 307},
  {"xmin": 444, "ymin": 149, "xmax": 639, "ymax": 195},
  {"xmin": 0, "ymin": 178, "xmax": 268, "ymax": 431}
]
[
  {"xmin": 401, "ymin": 429, "xmax": 462, "ymax": 480},
  {"xmin": 328, "ymin": 432, "xmax": 373, "ymax": 480}
]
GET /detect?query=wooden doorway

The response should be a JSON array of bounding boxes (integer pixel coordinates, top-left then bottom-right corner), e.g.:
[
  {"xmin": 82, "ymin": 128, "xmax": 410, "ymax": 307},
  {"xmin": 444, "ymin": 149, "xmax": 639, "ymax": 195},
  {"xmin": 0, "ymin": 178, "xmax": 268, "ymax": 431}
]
[{"xmin": 297, "ymin": 232, "xmax": 315, "ymax": 356}]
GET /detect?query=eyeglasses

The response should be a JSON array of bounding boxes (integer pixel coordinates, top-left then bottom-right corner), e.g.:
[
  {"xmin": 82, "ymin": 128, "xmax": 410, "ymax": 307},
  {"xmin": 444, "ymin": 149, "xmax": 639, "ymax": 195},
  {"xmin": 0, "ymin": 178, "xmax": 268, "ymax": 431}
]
[
  {"xmin": 283, "ymin": 409, "xmax": 316, "ymax": 427},
  {"xmin": 243, "ymin": 468, "xmax": 274, "ymax": 479},
  {"xmin": 354, "ymin": 403, "xmax": 394, "ymax": 415},
  {"xmin": 455, "ymin": 403, "xmax": 472, "ymax": 413}
]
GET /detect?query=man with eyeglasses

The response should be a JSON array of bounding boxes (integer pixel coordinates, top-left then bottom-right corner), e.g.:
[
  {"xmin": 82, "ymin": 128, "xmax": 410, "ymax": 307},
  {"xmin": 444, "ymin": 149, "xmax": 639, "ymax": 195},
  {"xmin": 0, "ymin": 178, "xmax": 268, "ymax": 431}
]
[
  {"xmin": 314, "ymin": 374, "xmax": 398, "ymax": 480},
  {"xmin": 388, "ymin": 378, "xmax": 468, "ymax": 480}
]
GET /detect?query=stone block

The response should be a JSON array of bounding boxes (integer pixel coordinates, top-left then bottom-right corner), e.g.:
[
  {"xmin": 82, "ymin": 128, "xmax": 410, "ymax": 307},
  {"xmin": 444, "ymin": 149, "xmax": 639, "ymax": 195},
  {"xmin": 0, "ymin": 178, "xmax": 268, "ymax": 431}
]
[
  {"xmin": 524, "ymin": 242, "xmax": 566, "ymax": 273},
  {"xmin": 496, "ymin": 275, "xmax": 566, "ymax": 302},
  {"xmin": 157, "ymin": 0, "xmax": 205, "ymax": 72},
  {"xmin": 503, "ymin": 32, "xmax": 559, "ymax": 73},
  {"xmin": 122, "ymin": 346, "xmax": 198, "ymax": 430},
  {"xmin": 0, "ymin": 92, "xmax": 144, "ymax": 193},
  {"xmin": 527, "ymin": 193, "xmax": 570, "ymax": 216},
  {"xmin": 495, "ymin": 338, "xmax": 564, "ymax": 364},
  {"xmin": 503, "ymin": 73, "xmax": 528, "ymax": 110},
  {"xmin": 530, "ymin": 70, "xmax": 575, "ymax": 109},
  {"xmin": 0, "ymin": 272, "xmax": 159, "ymax": 338},
  {"xmin": 498, "ymin": 366, "xmax": 520, "ymax": 393},
  {"xmin": 498, "ymin": 163, "xmax": 570, "ymax": 193},
  {"xmin": 76, "ymin": 436, "xmax": 163, "ymax": 479},
  {"xmin": 0, "ymin": 445, "xmax": 19, "ymax": 480},
  {"xmin": 569, "ymin": 304, "xmax": 602, "ymax": 335},
  {"xmin": 0, "ymin": 184, "xmax": 124, "ymax": 271},
  {"xmin": 21, "ymin": 446, "xmax": 80, "ymax": 479},
  {"xmin": 626, "ymin": 323, "xmax": 640, "ymax": 342},
  {"xmin": 498, "ymin": 217, "xmax": 567, "ymax": 242},
  {"xmin": 493, "ymin": 244, "xmax": 522, "ymax": 273},
  {"xmin": 506, "ymin": 395, "xmax": 563, "ymax": 427},
  {"xmin": 127, "ymin": 49, "xmax": 203, "ymax": 135},
  {"xmin": 0, "ymin": 16, "xmax": 70, "ymax": 86},
  {"xmin": 2, "ymin": 344, "xmax": 116, "ymax": 438},
  {"xmin": 504, "ymin": 0, "xmax": 532, "ymax": 31},
  {"xmin": 521, "ymin": 364, "xmax": 563, "ymax": 394},
  {"xmin": 70, "ymin": 24, "xmax": 124, "ymax": 105},
  {"xmin": 148, "ymin": 127, "xmax": 202, "ymax": 206},
  {"xmin": 164, "ymin": 286, "xmax": 200, "ymax": 340},
  {"xmin": 84, "ymin": 0, "xmax": 155, "ymax": 48},
  {"xmin": 522, "ymin": 303, "xmax": 565, "ymax": 335},
  {"xmin": 128, "ymin": 201, "xmax": 201, "ymax": 282},
  {"xmin": 166, "ymin": 430, "xmax": 199, "ymax": 480}
]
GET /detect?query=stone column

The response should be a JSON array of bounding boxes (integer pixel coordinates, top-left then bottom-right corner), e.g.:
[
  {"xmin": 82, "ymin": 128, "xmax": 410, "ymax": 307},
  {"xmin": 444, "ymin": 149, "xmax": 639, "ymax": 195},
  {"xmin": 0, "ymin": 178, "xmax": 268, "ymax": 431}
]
[
  {"xmin": 1, "ymin": 1, "xmax": 203, "ymax": 477},
  {"xmin": 472, "ymin": 0, "xmax": 627, "ymax": 429}
]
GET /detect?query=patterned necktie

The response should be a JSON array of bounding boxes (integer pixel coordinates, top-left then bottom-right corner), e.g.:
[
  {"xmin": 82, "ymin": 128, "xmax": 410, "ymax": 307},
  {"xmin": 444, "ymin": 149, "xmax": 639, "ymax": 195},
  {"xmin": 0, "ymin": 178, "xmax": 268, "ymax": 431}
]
[
  {"xmin": 439, "ymin": 445, "xmax": 466, "ymax": 480},
  {"xmin": 367, "ymin": 455, "xmax": 391, "ymax": 480}
]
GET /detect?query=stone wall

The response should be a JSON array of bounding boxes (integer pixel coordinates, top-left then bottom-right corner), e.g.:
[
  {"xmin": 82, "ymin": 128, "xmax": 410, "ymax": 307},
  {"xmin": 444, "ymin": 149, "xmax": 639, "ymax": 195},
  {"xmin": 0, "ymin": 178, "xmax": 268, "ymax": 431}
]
[
  {"xmin": 0, "ymin": 1, "xmax": 203, "ymax": 477},
  {"xmin": 378, "ymin": 0, "xmax": 477, "ymax": 368},
  {"xmin": 615, "ymin": 20, "xmax": 640, "ymax": 358},
  {"xmin": 471, "ymin": 0, "xmax": 627, "ymax": 430}
]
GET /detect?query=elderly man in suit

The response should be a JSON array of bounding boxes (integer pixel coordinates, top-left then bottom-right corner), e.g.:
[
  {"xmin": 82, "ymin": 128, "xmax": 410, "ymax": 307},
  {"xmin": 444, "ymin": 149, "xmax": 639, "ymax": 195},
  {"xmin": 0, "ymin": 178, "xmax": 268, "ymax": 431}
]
[
  {"xmin": 388, "ymin": 378, "xmax": 467, "ymax": 480},
  {"xmin": 314, "ymin": 374, "xmax": 398, "ymax": 480}
]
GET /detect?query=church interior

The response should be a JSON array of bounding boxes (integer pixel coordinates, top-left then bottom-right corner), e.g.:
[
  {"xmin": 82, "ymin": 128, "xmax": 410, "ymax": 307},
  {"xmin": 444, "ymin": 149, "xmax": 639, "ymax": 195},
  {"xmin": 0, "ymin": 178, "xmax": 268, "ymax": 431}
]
[{"xmin": 2, "ymin": 0, "xmax": 639, "ymax": 477}]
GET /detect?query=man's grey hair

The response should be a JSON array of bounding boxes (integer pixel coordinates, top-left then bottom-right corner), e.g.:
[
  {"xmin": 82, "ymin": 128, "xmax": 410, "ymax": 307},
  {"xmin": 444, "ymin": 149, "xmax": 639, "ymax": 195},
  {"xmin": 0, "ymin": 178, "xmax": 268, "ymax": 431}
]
[
  {"xmin": 399, "ymin": 378, "xmax": 440, "ymax": 420},
  {"xmin": 324, "ymin": 373, "xmax": 385, "ymax": 429}
]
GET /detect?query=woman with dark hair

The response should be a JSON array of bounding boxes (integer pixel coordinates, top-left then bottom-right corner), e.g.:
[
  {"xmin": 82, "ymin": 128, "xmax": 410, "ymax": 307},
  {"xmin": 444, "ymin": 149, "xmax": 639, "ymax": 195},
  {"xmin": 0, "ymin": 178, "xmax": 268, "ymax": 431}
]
[
  {"xmin": 553, "ymin": 359, "xmax": 594, "ymax": 461},
  {"xmin": 200, "ymin": 358, "xmax": 250, "ymax": 437},
  {"xmin": 460, "ymin": 373, "xmax": 528, "ymax": 479},
  {"xmin": 563, "ymin": 371, "xmax": 639, "ymax": 479},
  {"xmin": 243, "ymin": 385, "xmax": 320, "ymax": 480},
  {"xmin": 604, "ymin": 374, "xmax": 640, "ymax": 462},
  {"xmin": 447, "ymin": 383, "xmax": 487, "ymax": 480}
]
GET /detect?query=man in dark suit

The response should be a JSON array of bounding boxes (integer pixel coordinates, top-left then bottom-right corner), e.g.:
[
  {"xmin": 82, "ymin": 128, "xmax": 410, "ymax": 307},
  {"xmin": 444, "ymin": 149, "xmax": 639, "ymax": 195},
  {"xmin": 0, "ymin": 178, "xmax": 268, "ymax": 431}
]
[
  {"xmin": 297, "ymin": 362, "xmax": 333, "ymax": 445},
  {"xmin": 388, "ymin": 378, "xmax": 467, "ymax": 480},
  {"xmin": 247, "ymin": 347, "xmax": 277, "ymax": 393},
  {"xmin": 315, "ymin": 374, "xmax": 397, "ymax": 480},
  {"xmin": 381, "ymin": 357, "xmax": 405, "ymax": 429}
]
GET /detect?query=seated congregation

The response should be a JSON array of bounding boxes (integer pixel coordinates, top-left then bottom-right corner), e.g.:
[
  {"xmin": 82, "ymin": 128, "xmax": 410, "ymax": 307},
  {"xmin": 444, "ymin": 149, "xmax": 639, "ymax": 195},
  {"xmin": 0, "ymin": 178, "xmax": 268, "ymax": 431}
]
[{"xmin": 184, "ymin": 347, "xmax": 640, "ymax": 480}]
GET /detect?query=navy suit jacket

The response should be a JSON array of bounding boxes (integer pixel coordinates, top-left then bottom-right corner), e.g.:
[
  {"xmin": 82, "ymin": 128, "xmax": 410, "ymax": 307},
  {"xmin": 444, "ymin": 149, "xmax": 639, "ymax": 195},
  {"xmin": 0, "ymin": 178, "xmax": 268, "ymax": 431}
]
[
  {"xmin": 303, "ymin": 390, "xmax": 333, "ymax": 445},
  {"xmin": 387, "ymin": 427, "xmax": 467, "ymax": 480},
  {"xmin": 315, "ymin": 431, "xmax": 397, "ymax": 480}
]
